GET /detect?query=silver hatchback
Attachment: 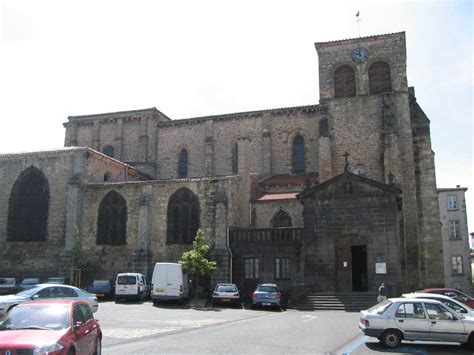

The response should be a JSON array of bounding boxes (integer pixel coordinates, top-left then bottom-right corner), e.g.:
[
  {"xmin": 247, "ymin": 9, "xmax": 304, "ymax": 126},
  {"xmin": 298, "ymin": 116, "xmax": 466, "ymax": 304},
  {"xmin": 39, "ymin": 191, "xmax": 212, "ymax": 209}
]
[
  {"xmin": 251, "ymin": 283, "xmax": 282, "ymax": 309},
  {"xmin": 359, "ymin": 297, "xmax": 474, "ymax": 349}
]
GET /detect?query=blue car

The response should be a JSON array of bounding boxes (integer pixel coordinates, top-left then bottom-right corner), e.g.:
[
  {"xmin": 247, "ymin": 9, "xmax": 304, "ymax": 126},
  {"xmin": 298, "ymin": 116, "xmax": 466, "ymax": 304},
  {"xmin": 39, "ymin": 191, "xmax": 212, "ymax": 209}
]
[{"xmin": 87, "ymin": 280, "xmax": 114, "ymax": 300}]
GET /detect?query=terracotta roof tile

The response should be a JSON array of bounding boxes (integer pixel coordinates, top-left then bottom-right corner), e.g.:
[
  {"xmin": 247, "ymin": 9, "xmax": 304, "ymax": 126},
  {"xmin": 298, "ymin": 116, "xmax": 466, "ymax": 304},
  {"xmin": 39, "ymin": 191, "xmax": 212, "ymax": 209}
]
[{"xmin": 256, "ymin": 192, "xmax": 299, "ymax": 202}]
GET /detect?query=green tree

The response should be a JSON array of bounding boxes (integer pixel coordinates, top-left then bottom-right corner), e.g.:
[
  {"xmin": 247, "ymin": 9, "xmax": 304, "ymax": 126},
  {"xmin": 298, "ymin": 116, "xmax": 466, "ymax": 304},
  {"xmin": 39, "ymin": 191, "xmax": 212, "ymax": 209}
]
[{"xmin": 179, "ymin": 229, "xmax": 216, "ymax": 296}]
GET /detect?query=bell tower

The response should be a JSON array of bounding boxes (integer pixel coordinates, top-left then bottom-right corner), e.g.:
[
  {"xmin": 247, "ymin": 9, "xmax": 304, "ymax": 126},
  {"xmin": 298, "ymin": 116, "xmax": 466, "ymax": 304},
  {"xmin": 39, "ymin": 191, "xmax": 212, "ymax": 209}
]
[{"xmin": 314, "ymin": 32, "xmax": 444, "ymax": 291}]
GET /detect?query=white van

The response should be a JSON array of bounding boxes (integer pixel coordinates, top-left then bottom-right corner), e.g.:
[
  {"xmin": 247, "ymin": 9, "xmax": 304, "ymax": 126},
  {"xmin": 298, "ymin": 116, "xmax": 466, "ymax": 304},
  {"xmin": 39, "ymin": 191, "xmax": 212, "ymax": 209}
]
[
  {"xmin": 151, "ymin": 263, "xmax": 189, "ymax": 304},
  {"xmin": 115, "ymin": 272, "xmax": 150, "ymax": 302}
]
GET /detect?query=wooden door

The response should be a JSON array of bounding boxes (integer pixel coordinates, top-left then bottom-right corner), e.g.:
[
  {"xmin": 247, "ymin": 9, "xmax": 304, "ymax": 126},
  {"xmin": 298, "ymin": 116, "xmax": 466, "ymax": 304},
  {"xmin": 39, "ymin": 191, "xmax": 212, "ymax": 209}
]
[{"xmin": 335, "ymin": 245, "xmax": 352, "ymax": 291}]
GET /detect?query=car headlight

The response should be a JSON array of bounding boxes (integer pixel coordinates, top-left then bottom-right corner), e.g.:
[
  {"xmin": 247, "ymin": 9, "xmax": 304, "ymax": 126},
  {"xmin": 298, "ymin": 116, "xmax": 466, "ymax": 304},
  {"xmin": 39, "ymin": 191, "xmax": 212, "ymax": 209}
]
[{"xmin": 33, "ymin": 343, "xmax": 64, "ymax": 354}]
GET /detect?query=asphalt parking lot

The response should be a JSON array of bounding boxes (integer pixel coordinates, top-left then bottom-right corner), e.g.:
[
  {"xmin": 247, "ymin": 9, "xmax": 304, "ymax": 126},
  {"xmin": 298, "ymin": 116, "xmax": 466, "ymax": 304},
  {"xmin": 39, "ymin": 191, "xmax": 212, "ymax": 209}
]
[{"xmin": 96, "ymin": 300, "xmax": 474, "ymax": 354}]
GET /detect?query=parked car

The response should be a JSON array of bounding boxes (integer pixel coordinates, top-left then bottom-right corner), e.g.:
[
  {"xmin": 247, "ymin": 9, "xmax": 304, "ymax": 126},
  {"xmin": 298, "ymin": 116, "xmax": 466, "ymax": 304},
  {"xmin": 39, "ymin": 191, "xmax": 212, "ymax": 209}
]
[
  {"xmin": 0, "ymin": 300, "xmax": 102, "ymax": 354},
  {"xmin": 0, "ymin": 284, "xmax": 98, "ymax": 317},
  {"xmin": 359, "ymin": 297, "xmax": 474, "ymax": 348},
  {"xmin": 46, "ymin": 277, "xmax": 68, "ymax": 285},
  {"xmin": 403, "ymin": 292, "xmax": 474, "ymax": 317},
  {"xmin": 115, "ymin": 273, "xmax": 150, "ymax": 302},
  {"xmin": 150, "ymin": 263, "xmax": 189, "ymax": 304},
  {"xmin": 419, "ymin": 288, "xmax": 474, "ymax": 308},
  {"xmin": 19, "ymin": 278, "xmax": 42, "ymax": 290},
  {"xmin": 0, "ymin": 278, "xmax": 19, "ymax": 295},
  {"xmin": 87, "ymin": 279, "xmax": 114, "ymax": 300},
  {"xmin": 212, "ymin": 283, "xmax": 240, "ymax": 307},
  {"xmin": 251, "ymin": 283, "xmax": 282, "ymax": 310}
]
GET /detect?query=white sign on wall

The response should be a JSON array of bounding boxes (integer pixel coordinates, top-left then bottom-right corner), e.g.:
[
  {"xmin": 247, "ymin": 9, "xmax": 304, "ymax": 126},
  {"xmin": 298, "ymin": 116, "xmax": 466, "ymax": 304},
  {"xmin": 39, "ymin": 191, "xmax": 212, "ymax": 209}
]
[{"xmin": 375, "ymin": 262, "xmax": 387, "ymax": 274}]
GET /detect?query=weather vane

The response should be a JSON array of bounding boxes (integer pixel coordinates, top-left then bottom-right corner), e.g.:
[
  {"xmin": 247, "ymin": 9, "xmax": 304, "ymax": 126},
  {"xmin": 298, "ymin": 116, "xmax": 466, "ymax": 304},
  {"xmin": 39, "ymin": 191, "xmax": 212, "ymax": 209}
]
[{"xmin": 356, "ymin": 11, "xmax": 361, "ymax": 38}]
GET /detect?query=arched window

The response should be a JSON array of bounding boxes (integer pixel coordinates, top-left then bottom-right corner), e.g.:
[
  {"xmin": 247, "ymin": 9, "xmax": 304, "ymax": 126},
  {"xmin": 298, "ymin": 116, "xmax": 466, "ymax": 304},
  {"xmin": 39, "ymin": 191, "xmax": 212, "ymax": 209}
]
[
  {"xmin": 97, "ymin": 191, "xmax": 127, "ymax": 245},
  {"xmin": 232, "ymin": 143, "xmax": 238, "ymax": 174},
  {"xmin": 272, "ymin": 210, "xmax": 292, "ymax": 228},
  {"xmin": 334, "ymin": 65, "xmax": 356, "ymax": 98},
  {"xmin": 369, "ymin": 61, "xmax": 392, "ymax": 94},
  {"xmin": 7, "ymin": 167, "xmax": 50, "ymax": 242},
  {"xmin": 102, "ymin": 145, "xmax": 114, "ymax": 158},
  {"xmin": 178, "ymin": 149, "xmax": 188, "ymax": 178},
  {"xmin": 167, "ymin": 188, "xmax": 200, "ymax": 244},
  {"xmin": 292, "ymin": 135, "xmax": 305, "ymax": 173}
]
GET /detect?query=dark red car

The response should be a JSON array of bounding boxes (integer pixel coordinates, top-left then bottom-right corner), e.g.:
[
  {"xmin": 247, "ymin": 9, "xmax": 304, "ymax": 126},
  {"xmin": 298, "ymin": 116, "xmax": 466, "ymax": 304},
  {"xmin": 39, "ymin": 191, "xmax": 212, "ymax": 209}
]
[
  {"xmin": 420, "ymin": 288, "xmax": 474, "ymax": 308},
  {"xmin": 0, "ymin": 300, "xmax": 101, "ymax": 355}
]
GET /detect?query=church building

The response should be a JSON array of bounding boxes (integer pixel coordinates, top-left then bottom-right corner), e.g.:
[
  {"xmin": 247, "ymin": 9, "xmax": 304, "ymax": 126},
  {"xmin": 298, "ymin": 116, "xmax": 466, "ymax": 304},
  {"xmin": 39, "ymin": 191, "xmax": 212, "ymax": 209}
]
[{"xmin": 0, "ymin": 32, "xmax": 444, "ymax": 297}]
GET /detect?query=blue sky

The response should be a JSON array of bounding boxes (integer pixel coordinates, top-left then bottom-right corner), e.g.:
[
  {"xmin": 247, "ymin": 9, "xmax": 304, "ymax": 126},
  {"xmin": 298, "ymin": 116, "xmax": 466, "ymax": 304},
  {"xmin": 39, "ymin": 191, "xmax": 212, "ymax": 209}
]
[{"xmin": 0, "ymin": 0, "xmax": 472, "ymax": 238}]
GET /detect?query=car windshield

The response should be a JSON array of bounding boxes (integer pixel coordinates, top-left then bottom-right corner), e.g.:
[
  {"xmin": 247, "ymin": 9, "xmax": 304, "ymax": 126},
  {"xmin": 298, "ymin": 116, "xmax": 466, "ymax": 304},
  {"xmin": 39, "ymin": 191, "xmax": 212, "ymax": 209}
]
[
  {"xmin": 21, "ymin": 279, "xmax": 40, "ymax": 285},
  {"xmin": 216, "ymin": 285, "xmax": 237, "ymax": 292},
  {"xmin": 92, "ymin": 280, "xmax": 110, "ymax": 287},
  {"xmin": 0, "ymin": 304, "xmax": 69, "ymax": 331},
  {"xmin": 16, "ymin": 286, "xmax": 43, "ymax": 297},
  {"xmin": 368, "ymin": 299, "xmax": 393, "ymax": 314},
  {"xmin": 256, "ymin": 286, "xmax": 278, "ymax": 293},
  {"xmin": 117, "ymin": 276, "xmax": 136, "ymax": 285},
  {"xmin": 47, "ymin": 278, "xmax": 65, "ymax": 283}
]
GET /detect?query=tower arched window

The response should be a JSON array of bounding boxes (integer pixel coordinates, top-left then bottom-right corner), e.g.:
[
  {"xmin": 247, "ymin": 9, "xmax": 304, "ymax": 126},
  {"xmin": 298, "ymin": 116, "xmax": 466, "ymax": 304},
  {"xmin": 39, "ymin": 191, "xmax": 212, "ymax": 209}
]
[
  {"xmin": 97, "ymin": 191, "xmax": 127, "ymax": 245},
  {"xmin": 272, "ymin": 210, "xmax": 292, "ymax": 228},
  {"xmin": 334, "ymin": 65, "xmax": 356, "ymax": 98},
  {"xmin": 167, "ymin": 188, "xmax": 200, "ymax": 244},
  {"xmin": 369, "ymin": 61, "xmax": 392, "ymax": 94},
  {"xmin": 7, "ymin": 166, "xmax": 50, "ymax": 242},
  {"xmin": 178, "ymin": 149, "xmax": 188, "ymax": 178},
  {"xmin": 292, "ymin": 135, "xmax": 305, "ymax": 173},
  {"xmin": 102, "ymin": 145, "xmax": 114, "ymax": 158}
]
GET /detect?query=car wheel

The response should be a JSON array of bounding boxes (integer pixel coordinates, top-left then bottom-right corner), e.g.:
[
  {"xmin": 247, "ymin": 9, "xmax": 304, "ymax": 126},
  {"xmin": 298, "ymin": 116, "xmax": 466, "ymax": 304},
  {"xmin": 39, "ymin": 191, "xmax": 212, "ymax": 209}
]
[
  {"xmin": 94, "ymin": 337, "xmax": 102, "ymax": 355},
  {"xmin": 381, "ymin": 329, "xmax": 402, "ymax": 348},
  {"xmin": 114, "ymin": 297, "xmax": 120, "ymax": 304},
  {"xmin": 67, "ymin": 348, "xmax": 75, "ymax": 355},
  {"xmin": 463, "ymin": 333, "xmax": 474, "ymax": 349}
]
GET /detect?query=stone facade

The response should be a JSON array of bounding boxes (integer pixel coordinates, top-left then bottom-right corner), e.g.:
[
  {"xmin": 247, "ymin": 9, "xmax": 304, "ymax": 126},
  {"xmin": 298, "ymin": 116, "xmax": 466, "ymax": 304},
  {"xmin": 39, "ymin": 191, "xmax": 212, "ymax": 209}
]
[
  {"xmin": 0, "ymin": 32, "xmax": 446, "ymax": 297},
  {"xmin": 438, "ymin": 187, "xmax": 472, "ymax": 293}
]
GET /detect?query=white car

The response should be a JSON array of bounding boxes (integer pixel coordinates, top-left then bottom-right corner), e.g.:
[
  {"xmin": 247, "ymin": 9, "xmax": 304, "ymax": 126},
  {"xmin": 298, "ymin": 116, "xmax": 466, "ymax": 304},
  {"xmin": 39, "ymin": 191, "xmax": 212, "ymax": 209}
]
[
  {"xmin": 359, "ymin": 297, "xmax": 474, "ymax": 349},
  {"xmin": 402, "ymin": 292, "xmax": 474, "ymax": 317},
  {"xmin": 0, "ymin": 284, "xmax": 98, "ymax": 317}
]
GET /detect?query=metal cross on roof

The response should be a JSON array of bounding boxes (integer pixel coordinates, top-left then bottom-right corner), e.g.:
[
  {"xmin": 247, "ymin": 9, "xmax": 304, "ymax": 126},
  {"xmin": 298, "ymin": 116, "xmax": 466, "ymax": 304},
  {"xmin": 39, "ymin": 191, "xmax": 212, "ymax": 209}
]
[{"xmin": 343, "ymin": 151, "xmax": 350, "ymax": 172}]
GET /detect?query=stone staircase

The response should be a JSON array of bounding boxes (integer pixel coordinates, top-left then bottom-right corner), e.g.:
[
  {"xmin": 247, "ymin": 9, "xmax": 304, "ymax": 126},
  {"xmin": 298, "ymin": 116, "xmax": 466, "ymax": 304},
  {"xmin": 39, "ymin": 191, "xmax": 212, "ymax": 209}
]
[{"xmin": 296, "ymin": 292, "xmax": 379, "ymax": 312}]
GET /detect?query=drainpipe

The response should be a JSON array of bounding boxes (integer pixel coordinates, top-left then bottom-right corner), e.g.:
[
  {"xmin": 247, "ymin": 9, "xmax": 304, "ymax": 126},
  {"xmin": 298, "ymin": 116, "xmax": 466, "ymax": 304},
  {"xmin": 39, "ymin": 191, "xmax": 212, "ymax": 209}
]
[{"xmin": 226, "ymin": 227, "xmax": 233, "ymax": 283}]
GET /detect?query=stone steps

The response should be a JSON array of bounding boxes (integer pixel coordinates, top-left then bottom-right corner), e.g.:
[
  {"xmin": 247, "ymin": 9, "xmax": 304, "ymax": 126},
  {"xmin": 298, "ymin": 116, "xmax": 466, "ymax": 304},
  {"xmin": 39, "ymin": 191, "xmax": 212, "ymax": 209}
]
[{"xmin": 297, "ymin": 292, "xmax": 378, "ymax": 312}]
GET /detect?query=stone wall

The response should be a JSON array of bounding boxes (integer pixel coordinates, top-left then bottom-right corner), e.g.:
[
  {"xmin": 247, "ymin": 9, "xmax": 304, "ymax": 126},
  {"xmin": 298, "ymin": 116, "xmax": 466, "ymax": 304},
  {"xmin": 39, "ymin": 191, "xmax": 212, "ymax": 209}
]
[
  {"xmin": 80, "ymin": 177, "xmax": 231, "ymax": 281},
  {"xmin": 253, "ymin": 199, "xmax": 303, "ymax": 228},
  {"xmin": 0, "ymin": 149, "xmax": 79, "ymax": 278}
]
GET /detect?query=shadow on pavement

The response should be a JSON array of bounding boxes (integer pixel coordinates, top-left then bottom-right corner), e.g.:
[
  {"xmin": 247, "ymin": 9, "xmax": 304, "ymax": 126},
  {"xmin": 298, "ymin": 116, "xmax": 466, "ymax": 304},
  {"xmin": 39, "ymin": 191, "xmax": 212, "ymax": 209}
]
[{"xmin": 365, "ymin": 341, "xmax": 472, "ymax": 354}]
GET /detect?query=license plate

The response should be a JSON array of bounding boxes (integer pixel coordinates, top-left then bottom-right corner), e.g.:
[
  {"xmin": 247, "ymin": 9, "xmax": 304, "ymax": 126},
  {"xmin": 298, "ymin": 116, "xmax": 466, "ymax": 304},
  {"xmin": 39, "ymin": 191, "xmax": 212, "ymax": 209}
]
[
  {"xmin": 262, "ymin": 302, "xmax": 271, "ymax": 306},
  {"xmin": 96, "ymin": 294, "xmax": 104, "ymax": 297},
  {"xmin": 222, "ymin": 298, "xmax": 230, "ymax": 302}
]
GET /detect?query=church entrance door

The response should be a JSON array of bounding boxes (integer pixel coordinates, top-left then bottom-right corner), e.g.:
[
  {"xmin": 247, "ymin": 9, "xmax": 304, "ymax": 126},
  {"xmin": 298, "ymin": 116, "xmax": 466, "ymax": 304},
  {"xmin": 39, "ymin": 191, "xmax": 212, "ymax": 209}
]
[
  {"xmin": 335, "ymin": 244, "xmax": 368, "ymax": 292},
  {"xmin": 335, "ymin": 245, "xmax": 352, "ymax": 291}
]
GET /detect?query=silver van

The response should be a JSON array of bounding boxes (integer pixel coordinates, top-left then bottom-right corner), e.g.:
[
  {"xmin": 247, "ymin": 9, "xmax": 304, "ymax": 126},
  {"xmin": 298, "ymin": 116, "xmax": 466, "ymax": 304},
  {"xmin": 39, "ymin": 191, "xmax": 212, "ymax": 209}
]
[
  {"xmin": 0, "ymin": 278, "xmax": 19, "ymax": 295},
  {"xmin": 115, "ymin": 273, "xmax": 150, "ymax": 302}
]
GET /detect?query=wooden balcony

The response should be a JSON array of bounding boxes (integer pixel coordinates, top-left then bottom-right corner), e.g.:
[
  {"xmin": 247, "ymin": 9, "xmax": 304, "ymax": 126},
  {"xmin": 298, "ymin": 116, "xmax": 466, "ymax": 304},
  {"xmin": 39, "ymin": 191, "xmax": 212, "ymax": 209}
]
[{"xmin": 229, "ymin": 227, "xmax": 303, "ymax": 245}]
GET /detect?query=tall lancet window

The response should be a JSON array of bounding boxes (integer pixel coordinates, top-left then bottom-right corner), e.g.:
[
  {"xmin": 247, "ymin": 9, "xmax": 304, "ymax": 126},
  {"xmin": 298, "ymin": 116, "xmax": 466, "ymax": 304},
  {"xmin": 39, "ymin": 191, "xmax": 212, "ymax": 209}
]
[
  {"xmin": 178, "ymin": 149, "xmax": 188, "ymax": 178},
  {"xmin": 292, "ymin": 135, "xmax": 305, "ymax": 173}
]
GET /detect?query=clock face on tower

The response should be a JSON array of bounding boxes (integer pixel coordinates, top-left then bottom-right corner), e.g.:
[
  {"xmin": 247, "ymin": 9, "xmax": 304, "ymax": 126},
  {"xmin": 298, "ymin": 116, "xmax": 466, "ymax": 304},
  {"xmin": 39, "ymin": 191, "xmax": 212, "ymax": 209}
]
[{"xmin": 352, "ymin": 47, "xmax": 369, "ymax": 63}]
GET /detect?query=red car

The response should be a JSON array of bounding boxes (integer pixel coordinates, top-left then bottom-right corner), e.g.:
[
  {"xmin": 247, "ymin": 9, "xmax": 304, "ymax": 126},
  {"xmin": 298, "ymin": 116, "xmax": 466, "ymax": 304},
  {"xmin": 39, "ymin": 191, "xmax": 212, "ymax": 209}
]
[
  {"xmin": 0, "ymin": 300, "xmax": 101, "ymax": 355},
  {"xmin": 420, "ymin": 288, "xmax": 474, "ymax": 308}
]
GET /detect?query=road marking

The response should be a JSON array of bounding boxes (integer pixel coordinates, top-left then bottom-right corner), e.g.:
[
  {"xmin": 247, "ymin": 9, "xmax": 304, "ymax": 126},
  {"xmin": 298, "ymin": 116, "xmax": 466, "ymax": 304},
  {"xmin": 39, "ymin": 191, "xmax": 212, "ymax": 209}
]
[
  {"xmin": 301, "ymin": 315, "xmax": 318, "ymax": 323},
  {"xmin": 342, "ymin": 336, "xmax": 368, "ymax": 355}
]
